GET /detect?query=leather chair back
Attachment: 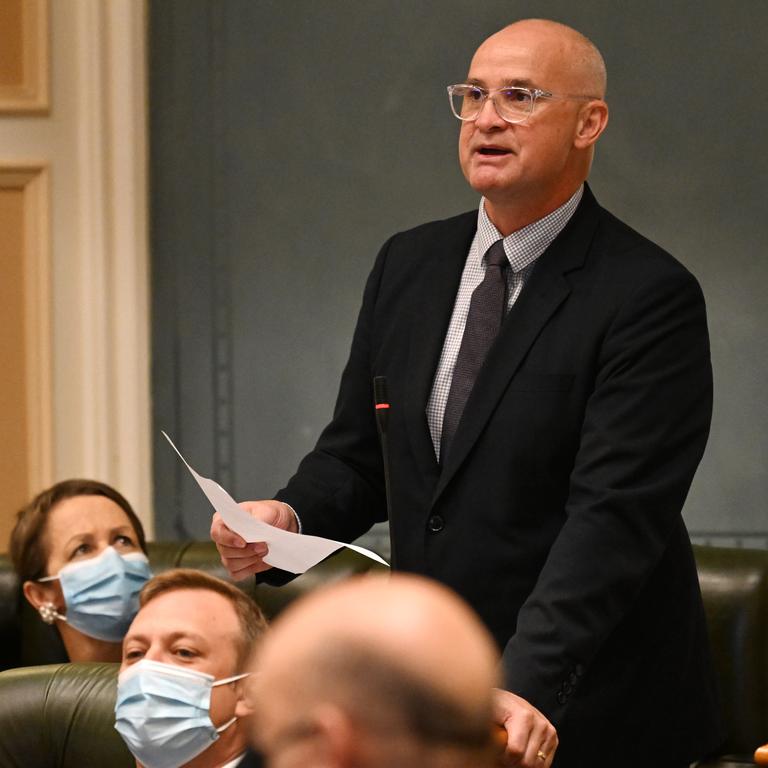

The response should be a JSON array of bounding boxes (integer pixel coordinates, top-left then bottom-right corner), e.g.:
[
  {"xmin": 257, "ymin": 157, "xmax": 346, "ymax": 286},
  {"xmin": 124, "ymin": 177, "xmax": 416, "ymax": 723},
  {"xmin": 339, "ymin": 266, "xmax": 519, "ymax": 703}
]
[
  {"xmin": 694, "ymin": 544, "xmax": 768, "ymax": 766},
  {"xmin": 0, "ymin": 662, "xmax": 131, "ymax": 768}
]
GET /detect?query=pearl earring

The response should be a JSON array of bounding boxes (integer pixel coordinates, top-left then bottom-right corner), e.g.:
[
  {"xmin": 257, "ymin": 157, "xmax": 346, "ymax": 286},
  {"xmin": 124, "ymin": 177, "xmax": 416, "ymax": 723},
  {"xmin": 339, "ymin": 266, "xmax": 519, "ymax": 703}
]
[{"xmin": 39, "ymin": 602, "xmax": 63, "ymax": 625}]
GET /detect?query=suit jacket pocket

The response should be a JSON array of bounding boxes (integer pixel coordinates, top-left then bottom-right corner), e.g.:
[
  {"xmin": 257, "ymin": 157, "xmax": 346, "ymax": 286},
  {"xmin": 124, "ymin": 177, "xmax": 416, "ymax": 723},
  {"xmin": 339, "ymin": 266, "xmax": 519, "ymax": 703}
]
[{"xmin": 507, "ymin": 372, "xmax": 575, "ymax": 392}]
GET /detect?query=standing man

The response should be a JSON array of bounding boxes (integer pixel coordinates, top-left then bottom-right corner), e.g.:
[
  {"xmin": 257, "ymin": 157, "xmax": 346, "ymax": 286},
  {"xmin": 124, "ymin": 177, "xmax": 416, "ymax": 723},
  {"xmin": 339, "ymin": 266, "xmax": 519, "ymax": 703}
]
[{"xmin": 212, "ymin": 19, "xmax": 722, "ymax": 768}]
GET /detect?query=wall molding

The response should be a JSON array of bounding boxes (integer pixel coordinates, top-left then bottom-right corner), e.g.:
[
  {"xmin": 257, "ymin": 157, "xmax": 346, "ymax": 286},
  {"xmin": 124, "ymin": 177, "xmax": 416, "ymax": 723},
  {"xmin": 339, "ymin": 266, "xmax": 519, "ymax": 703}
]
[
  {"xmin": 690, "ymin": 531, "xmax": 768, "ymax": 550},
  {"xmin": 70, "ymin": 0, "xmax": 152, "ymax": 533},
  {"xmin": 0, "ymin": 163, "xmax": 53, "ymax": 493}
]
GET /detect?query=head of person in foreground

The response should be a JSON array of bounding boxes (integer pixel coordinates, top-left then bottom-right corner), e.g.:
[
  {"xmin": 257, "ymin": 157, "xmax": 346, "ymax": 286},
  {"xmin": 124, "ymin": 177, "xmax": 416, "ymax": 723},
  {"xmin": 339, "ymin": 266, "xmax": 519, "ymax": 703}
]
[
  {"xmin": 249, "ymin": 573, "xmax": 501, "ymax": 768},
  {"xmin": 115, "ymin": 568, "xmax": 268, "ymax": 768}
]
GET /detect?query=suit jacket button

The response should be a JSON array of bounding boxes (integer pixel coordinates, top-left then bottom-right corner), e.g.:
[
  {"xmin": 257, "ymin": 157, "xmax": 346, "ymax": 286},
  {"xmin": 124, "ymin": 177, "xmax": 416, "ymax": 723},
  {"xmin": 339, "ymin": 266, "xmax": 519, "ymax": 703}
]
[
  {"xmin": 569, "ymin": 672, "xmax": 578, "ymax": 685},
  {"xmin": 562, "ymin": 682, "xmax": 572, "ymax": 694},
  {"xmin": 427, "ymin": 514, "xmax": 444, "ymax": 533},
  {"xmin": 556, "ymin": 691, "xmax": 567, "ymax": 705}
]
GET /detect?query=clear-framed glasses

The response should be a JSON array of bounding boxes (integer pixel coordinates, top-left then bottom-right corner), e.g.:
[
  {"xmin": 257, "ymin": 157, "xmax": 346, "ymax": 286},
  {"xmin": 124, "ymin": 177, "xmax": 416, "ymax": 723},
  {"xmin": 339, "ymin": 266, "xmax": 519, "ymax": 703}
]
[{"xmin": 446, "ymin": 83, "xmax": 596, "ymax": 124}]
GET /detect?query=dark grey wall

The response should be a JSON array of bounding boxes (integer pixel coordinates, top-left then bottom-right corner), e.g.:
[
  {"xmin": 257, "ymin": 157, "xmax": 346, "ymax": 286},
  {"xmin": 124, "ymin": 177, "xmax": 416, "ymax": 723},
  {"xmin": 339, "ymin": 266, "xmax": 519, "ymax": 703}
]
[{"xmin": 150, "ymin": 1, "xmax": 768, "ymax": 550}]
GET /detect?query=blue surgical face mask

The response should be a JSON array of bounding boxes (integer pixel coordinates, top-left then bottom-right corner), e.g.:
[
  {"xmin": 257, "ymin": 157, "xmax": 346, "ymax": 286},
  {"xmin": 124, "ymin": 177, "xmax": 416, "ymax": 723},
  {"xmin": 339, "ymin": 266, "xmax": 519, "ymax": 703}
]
[
  {"xmin": 114, "ymin": 658, "xmax": 248, "ymax": 768},
  {"xmin": 39, "ymin": 545, "xmax": 151, "ymax": 642}
]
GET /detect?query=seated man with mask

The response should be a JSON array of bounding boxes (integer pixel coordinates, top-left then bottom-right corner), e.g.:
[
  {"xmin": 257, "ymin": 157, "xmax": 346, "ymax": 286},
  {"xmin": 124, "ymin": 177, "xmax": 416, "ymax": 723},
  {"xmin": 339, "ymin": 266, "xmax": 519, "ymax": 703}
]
[
  {"xmin": 115, "ymin": 569, "xmax": 267, "ymax": 768},
  {"xmin": 250, "ymin": 573, "xmax": 502, "ymax": 768}
]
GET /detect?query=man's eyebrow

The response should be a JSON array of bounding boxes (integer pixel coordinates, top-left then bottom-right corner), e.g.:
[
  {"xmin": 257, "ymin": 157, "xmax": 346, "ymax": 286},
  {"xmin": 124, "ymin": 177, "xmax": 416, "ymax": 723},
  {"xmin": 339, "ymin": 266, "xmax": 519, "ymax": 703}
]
[
  {"xmin": 123, "ymin": 631, "xmax": 149, "ymax": 644},
  {"xmin": 123, "ymin": 630, "xmax": 210, "ymax": 645},
  {"xmin": 165, "ymin": 630, "xmax": 210, "ymax": 645},
  {"xmin": 501, "ymin": 77, "xmax": 538, "ymax": 88}
]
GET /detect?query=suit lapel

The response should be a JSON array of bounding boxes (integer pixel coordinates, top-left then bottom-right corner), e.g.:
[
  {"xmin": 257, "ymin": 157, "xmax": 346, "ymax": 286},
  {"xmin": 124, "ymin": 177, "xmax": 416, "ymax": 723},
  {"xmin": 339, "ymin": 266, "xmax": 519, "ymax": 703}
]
[
  {"xmin": 432, "ymin": 187, "xmax": 602, "ymax": 505},
  {"xmin": 404, "ymin": 212, "xmax": 477, "ymax": 486}
]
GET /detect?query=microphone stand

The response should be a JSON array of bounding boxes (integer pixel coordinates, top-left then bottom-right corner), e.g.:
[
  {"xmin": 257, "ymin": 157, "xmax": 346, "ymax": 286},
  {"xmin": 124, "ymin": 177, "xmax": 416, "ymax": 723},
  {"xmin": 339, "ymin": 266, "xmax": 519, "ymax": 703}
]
[{"xmin": 373, "ymin": 376, "xmax": 396, "ymax": 568}]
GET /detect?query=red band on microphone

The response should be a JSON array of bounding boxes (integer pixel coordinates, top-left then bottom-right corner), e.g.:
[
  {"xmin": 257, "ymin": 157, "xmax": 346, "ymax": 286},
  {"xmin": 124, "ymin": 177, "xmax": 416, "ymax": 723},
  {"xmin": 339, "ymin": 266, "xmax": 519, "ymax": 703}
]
[{"xmin": 375, "ymin": 403, "xmax": 390, "ymax": 410}]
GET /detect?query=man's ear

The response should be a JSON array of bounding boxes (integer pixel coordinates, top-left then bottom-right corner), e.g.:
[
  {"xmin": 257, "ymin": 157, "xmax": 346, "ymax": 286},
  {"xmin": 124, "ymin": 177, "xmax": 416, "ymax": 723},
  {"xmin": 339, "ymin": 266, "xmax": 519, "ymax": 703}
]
[
  {"xmin": 234, "ymin": 676, "xmax": 256, "ymax": 718},
  {"xmin": 312, "ymin": 704, "xmax": 359, "ymax": 768},
  {"xmin": 574, "ymin": 100, "xmax": 609, "ymax": 149}
]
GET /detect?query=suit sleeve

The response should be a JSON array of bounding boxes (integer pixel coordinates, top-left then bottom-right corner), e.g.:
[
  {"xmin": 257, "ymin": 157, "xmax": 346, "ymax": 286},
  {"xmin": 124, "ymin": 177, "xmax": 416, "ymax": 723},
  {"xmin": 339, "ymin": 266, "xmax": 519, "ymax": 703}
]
[
  {"xmin": 501, "ymin": 264, "xmax": 713, "ymax": 725},
  {"xmin": 272, "ymin": 237, "xmax": 394, "ymax": 543}
]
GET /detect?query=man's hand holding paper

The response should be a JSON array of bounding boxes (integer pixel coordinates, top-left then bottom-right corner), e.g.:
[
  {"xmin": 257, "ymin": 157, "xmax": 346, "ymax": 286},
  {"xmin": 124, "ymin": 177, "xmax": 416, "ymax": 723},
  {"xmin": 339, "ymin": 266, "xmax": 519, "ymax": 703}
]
[
  {"xmin": 164, "ymin": 431, "xmax": 388, "ymax": 576},
  {"xmin": 211, "ymin": 501, "xmax": 297, "ymax": 581}
]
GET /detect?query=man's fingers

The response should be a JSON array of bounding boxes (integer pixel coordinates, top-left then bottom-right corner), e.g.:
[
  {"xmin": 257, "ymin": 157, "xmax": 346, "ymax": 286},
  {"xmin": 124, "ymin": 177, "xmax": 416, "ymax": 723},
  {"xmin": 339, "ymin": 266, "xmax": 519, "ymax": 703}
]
[
  {"xmin": 506, "ymin": 714, "xmax": 557, "ymax": 768},
  {"xmin": 210, "ymin": 512, "xmax": 247, "ymax": 549},
  {"xmin": 492, "ymin": 689, "xmax": 558, "ymax": 768},
  {"xmin": 228, "ymin": 555, "xmax": 272, "ymax": 582},
  {"xmin": 211, "ymin": 502, "xmax": 292, "ymax": 577},
  {"xmin": 218, "ymin": 542, "xmax": 268, "ymax": 560},
  {"xmin": 521, "ymin": 720, "xmax": 557, "ymax": 767},
  {"xmin": 502, "ymin": 710, "xmax": 534, "ymax": 765},
  {"xmin": 539, "ymin": 729, "xmax": 558, "ymax": 768}
]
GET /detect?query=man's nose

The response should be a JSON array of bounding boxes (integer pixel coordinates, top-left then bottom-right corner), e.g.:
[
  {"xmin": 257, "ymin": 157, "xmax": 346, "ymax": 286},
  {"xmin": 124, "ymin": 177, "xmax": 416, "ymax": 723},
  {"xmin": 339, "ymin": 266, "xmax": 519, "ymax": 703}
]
[
  {"xmin": 474, "ymin": 95, "xmax": 507, "ymax": 130},
  {"xmin": 142, "ymin": 645, "xmax": 165, "ymax": 662}
]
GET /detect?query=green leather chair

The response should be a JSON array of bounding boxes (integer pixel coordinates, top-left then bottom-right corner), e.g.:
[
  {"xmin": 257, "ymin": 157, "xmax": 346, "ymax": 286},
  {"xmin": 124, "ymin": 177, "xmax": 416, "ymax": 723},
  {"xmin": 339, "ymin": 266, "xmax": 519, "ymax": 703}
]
[
  {"xmin": 695, "ymin": 546, "xmax": 768, "ymax": 767},
  {"xmin": 0, "ymin": 662, "xmax": 130, "ymax": 768},
  {"xmin": 0, "ymin": 542, "xmax": 765, "ymax": 766}
]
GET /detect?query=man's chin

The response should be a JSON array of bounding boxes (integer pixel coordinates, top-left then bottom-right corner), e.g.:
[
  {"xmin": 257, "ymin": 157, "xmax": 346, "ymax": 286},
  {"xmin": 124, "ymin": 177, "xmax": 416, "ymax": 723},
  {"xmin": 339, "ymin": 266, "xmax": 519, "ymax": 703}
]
[
  {"xmin": 463, "ymin": 163, "xmax": 514, "ymax": 190},
  {"xmin": 467, "ymin": 176, "xmax": 520, "ymax": 202}
]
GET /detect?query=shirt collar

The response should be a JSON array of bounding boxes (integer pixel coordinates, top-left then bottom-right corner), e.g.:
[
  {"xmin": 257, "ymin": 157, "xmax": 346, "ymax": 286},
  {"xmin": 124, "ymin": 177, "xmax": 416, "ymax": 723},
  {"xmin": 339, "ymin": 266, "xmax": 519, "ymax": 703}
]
[
  {"xmin": 474, "ymin": 185, "xmax": 583, "ymax": 272},
  {"xmin": 221, "ymin": 753, "xmax": 247, "ymax": 768}
]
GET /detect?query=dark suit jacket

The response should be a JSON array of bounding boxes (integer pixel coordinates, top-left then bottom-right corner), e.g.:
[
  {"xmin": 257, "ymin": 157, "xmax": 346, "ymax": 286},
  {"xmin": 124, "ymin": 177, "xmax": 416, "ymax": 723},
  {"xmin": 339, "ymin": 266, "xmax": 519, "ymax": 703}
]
[{"xmin": 276, "ymin": 186, "xmax": 723, "ymax": 766}]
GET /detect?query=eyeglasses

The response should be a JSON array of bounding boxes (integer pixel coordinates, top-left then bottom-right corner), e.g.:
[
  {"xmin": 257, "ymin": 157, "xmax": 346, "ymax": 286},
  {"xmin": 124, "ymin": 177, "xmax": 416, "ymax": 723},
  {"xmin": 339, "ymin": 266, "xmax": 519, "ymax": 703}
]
[{"xmin": 447, "ymin": 84, "xmax": 597, "ymax": 124}]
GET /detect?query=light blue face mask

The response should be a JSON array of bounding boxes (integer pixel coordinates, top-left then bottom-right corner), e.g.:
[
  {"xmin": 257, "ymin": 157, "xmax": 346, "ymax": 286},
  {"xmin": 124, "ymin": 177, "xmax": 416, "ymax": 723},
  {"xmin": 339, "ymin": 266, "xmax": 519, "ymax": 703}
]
[
  {"xmin": 114, "ymin": 658, "xmax": 248, "ymax": 768},
  {"xmin": 39, "ymin": 545, "xmax": 151, "ymax": 642}
]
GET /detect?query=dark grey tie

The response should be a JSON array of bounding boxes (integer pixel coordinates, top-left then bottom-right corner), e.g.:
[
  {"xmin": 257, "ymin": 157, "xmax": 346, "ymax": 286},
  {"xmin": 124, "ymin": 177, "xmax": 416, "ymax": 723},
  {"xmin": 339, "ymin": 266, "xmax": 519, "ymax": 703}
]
[{"xmin": 441, "ymin": 239, "xmax": 508, "ymax": 462}]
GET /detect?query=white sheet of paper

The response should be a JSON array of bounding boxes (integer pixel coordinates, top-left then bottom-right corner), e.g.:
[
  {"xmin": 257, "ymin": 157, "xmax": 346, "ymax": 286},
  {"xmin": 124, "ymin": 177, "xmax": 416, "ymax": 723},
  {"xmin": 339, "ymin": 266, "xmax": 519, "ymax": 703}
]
[{"xmin": 162, "ymin": 432, "xmax": 389, "ymax": 574}]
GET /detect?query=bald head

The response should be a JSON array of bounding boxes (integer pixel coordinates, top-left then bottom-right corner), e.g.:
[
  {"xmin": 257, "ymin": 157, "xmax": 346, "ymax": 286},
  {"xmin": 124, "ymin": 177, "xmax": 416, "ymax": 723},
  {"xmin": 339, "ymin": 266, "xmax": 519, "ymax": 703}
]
[
  {"xmin": 251, "ymin": 574, "xmax": 500, "ymax": 768},
  {"xmin": 478, "ymin": 19, "xmax": 606, "ymax": 98}
]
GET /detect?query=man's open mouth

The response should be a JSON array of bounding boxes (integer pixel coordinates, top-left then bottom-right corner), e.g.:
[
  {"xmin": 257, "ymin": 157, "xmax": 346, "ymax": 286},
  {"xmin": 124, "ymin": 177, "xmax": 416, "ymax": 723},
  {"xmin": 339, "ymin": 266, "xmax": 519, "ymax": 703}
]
[{"xmin": 478, "ymin": 147, "xmax": 510, "ymax": 155}]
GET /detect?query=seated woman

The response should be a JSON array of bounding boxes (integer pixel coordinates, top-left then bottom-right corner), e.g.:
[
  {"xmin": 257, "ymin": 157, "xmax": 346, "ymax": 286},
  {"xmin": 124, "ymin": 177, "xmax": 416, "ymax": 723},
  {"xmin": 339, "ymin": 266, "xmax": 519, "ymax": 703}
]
[{"xmin": 9, "ymin": 479, "xmax": 151, "ymax": 663}]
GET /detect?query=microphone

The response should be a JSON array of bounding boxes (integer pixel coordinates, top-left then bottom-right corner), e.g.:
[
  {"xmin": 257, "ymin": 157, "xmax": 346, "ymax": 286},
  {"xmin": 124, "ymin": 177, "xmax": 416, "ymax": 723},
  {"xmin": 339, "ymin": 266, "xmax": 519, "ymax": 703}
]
[{"xmin": 373, "ymin": 376, "xmax": 396, "ymax": 568}]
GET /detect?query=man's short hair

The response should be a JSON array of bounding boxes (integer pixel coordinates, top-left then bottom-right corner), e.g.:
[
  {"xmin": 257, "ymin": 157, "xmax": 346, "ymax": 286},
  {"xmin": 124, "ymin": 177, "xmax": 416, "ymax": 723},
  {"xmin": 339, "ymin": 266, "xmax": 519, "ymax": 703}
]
[
  {"xmin": 139, "ymin": 568, "xmax": 268, "ymax": 667},
  {"xmin": 307, "ymin": 641, "xmax": 496, "ymax": 759}
]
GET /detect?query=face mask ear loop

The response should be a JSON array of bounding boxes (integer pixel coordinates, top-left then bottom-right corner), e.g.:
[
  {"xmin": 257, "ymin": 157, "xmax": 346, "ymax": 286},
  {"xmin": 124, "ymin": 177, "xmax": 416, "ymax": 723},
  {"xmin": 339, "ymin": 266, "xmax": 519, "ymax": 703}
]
[
  {"xmin": 210, "ymin": 672, "xmax": 250, "ymax": 734},
  {"xmin": 215, "ymin": 716, "xmax": 238, "ymax": 734},
  {"xmin": 37, "ymin": 574, "xmax": 59, "ymax": 583},
  {"xmin": 211, "ymin": 672, "xmax": 250, "ymax": 687}
]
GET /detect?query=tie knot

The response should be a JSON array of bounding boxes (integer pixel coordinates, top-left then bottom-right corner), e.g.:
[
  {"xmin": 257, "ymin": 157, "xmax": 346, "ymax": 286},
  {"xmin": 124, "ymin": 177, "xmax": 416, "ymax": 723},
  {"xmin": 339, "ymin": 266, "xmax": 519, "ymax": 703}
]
[{"xmin": 485, "ymin": 240, "xmax": 508, "ymax": 269}]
